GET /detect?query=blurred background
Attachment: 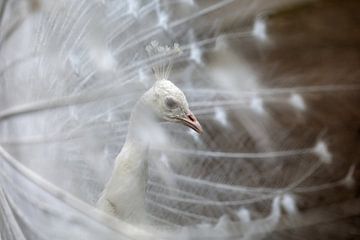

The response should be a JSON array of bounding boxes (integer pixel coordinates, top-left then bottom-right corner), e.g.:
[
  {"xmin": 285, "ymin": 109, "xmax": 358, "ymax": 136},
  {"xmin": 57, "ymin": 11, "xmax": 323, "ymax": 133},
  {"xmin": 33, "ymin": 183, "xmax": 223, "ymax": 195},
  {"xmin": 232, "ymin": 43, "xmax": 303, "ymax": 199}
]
[{"xmin": 0, "ymin": 0, "xmax": 359, "ymax": 239}]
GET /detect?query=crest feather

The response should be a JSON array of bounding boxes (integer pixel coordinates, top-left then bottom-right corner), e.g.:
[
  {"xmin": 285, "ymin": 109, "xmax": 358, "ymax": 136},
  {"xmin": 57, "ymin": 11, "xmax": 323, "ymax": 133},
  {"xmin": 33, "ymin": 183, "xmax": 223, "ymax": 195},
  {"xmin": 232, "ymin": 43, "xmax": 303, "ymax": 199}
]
[{"xmin": 145, "ymin": 41, "xmax": 182, "ymax": 80}]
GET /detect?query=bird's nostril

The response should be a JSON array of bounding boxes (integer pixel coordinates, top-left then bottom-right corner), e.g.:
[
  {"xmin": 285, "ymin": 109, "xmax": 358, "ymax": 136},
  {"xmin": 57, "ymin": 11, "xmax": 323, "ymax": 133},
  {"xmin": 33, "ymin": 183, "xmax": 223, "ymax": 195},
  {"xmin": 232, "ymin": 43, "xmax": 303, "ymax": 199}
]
[{"xmin": 188, "ymin": 114, "xmax": 195, "ymax": 122}]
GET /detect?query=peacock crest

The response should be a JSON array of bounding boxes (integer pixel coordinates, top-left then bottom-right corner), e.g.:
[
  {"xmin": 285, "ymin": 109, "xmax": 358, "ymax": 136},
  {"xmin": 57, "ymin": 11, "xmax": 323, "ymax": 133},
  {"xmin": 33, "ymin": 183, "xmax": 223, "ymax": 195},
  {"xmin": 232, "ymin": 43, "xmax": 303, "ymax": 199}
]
[{"xmin": 145, "ymin": 41, "xmax": 182, "ymax": 81}]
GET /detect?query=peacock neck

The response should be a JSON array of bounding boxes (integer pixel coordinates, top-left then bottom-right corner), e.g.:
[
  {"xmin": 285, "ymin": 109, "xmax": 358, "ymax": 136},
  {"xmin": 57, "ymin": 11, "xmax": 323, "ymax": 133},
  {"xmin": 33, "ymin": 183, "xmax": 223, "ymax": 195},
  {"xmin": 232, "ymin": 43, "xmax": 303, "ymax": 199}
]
[
  {"xmin": 99, "ymin": 95, "xmax": 160, "ymax": 222},
  {"xmin": 116, "ymin": 99, "xmax": 151, "ymax": 182},
  {"xmin": 101, "ymin": 100, "xmax": 152, "ymax": 221},
  {"xmin": 126, "ymin": 98, "xmax": 155, "ymax": 145}
]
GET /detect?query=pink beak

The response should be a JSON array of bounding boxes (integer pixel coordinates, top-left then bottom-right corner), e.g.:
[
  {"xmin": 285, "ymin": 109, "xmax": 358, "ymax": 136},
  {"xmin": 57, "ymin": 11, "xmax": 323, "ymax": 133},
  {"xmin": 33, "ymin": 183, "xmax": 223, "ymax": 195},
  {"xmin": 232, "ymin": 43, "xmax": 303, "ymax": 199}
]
[{"xmin": 178, "ymin": 111, "xmax": 203, "ymax": 133}]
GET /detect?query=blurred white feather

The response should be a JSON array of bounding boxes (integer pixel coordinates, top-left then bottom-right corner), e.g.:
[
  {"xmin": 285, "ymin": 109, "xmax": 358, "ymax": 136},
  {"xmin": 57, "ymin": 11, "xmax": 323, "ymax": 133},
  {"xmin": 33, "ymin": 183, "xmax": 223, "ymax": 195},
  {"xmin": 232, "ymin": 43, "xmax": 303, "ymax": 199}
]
[{"xmin": 0, "ymin": 0, "xmax": 359, "ymax": 239}]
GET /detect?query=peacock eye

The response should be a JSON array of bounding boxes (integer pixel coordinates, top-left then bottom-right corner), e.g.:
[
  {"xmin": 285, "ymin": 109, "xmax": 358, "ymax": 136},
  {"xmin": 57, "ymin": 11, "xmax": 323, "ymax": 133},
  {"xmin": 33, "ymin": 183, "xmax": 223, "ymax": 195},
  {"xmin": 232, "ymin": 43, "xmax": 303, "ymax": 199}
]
[{"xmin": 165, "ymin": 97, "xmax": 178, "ymax": 109}]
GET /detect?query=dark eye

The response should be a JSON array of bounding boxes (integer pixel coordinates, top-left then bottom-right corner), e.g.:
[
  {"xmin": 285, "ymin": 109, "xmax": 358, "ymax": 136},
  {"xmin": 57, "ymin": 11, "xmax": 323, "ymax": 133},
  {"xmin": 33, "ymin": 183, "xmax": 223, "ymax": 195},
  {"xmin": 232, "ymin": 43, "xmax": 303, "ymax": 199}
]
[{"xmin": 165, "ymin": 97, "xmax": 178, "ymax": 109}]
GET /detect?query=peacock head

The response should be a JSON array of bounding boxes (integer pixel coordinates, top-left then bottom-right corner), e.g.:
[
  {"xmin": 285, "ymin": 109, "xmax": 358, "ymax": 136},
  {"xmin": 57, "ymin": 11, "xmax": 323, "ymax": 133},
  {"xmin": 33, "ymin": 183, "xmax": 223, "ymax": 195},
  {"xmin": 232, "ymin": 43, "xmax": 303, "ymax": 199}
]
[
  {"xmin": 141, "ymin": 41, "xmax": 203, "ymax": 133},
  {"xmin": 141, "ymin": 78, "xmax": 203, "ymax": 133}
]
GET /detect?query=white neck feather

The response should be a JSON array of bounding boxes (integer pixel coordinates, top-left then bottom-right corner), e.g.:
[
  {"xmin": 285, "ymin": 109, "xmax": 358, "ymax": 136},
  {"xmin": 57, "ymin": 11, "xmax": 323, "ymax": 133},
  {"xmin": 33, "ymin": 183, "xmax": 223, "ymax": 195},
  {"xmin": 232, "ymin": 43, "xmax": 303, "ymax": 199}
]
[{"xmin": 97, "ymin": 101, "xmax": 151, "ymax": 222}]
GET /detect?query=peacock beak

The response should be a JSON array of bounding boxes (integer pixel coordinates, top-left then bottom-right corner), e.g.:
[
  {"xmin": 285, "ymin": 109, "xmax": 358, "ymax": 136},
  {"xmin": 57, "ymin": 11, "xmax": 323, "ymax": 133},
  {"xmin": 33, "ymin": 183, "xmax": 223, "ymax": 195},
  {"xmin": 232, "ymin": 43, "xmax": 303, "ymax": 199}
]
[{"xmin": 178, "ymin": 111, "xmax": 203, "ymax": 133}]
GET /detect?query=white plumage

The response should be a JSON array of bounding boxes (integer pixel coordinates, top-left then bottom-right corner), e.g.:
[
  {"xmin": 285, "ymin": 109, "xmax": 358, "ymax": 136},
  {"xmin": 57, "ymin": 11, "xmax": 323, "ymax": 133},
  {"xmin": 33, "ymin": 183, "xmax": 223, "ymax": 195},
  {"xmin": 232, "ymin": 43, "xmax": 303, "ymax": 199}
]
[
  {"xmin": 97, "ymin": 47, "xmax": 202, "ymax": 222},
  {"xmin": 1, "ymin": 1, "xmax": 359, "ymax": 239}
]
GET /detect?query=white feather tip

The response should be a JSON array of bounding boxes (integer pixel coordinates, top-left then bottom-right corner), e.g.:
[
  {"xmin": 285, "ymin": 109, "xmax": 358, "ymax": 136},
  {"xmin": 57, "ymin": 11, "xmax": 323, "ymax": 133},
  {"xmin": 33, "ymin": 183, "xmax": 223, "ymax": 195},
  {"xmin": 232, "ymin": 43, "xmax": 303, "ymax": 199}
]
[
  {"xmin": 342, "ymin": 165, "xmax": 356, "ymax": 189},
  {"xmin": 281, "ymin": 194, "xmax": 298, "ymax": 215},
  {"xmin": 313, "ymin": 141, "xmax": 332, "ymax": 164}
]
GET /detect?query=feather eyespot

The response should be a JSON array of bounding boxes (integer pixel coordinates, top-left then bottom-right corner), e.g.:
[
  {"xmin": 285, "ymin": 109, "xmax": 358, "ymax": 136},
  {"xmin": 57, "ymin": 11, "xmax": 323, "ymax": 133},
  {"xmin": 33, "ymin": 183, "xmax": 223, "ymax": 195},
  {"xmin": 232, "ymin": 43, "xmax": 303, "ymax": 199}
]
[{"xmin": 165, "ymin": 97, "xmax": 178, "ymax": 109}]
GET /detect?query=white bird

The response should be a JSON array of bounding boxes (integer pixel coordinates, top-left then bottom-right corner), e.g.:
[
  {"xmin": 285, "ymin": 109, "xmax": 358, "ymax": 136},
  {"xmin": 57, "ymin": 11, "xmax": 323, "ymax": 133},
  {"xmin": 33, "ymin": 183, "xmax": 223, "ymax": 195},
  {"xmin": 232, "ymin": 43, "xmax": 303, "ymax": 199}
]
[{"xmin": 97, "ymin": 43, "xmax": 203, "ymax": 223}]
